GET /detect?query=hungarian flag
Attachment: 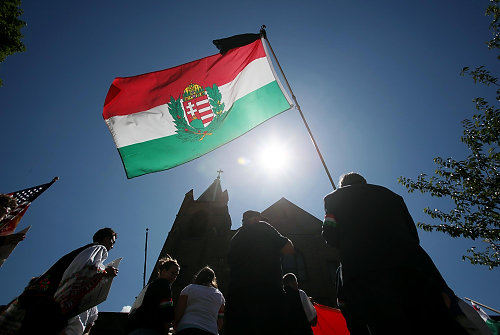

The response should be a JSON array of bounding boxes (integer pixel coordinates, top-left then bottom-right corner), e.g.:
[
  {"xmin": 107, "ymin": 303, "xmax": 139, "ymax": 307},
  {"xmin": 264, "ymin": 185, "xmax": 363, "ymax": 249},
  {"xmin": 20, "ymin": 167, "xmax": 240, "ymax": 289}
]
[
  {"xmin": 0, "ymin": 178, "xmax": 58, "ymax": 235},
  {"xmin": 103, "ymin": 33, "xmax": 292, "ymax": 178},
  {"xmin": 472, "ymin": 302, "xmax": 500, "ymax": 335},
  {"xmin": 312, "ymin": 304, "xmax": 350, "ymax": 335}
]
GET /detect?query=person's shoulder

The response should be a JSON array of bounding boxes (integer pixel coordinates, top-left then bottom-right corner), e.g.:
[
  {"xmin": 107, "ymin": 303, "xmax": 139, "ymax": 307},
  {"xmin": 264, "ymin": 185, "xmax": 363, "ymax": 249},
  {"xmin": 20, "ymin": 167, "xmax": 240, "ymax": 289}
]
[
  {"xmin": 256, "ymin": 221, "xmax": 275, "ymax": 230},
  {"xmin": 256, "ymin": 220, "xmax": 269, "ymax": 227},
  {"xmin": 77, "ymin": 243, "xmax": 106, "ymax": 256},
  {"xmin": 204, "ymin": 285, "xmax": 222, "ymax": 295},
  {"xmin": 298, "ymin": 289, "xmax": 308, "ymax": 298},
  {"xmin": 364, "ymin": 184, "xmax": 403, "ymax": 202},
  {"xmin": 91, "ymin": 244, "xmax": 107, "ymax": 251},
  {"xmin": 212, "ymin": 287, "xmax": 224, "ymax": 300},
  {"xmin": 79, "ymin": 242, "xmax": 98, "ymax": 250},
  {"xmin": 325, "ymin": 184, "xmax": 398, "ymax": 198},
  {"xmin": 81, "ymin": 243, "xmax": 107, "ymax": 253},
  {"xmin": 256, "ymin": 221, "xmax": 281, "ymax": 234},
  {"xmin": 367, "ymin": 183, "xmax": 396, "ymax": 193},
  {"xmin": 180, "ymin": 284, "xmax": 193, "ymax": 294},
  {"xmin": 324, "ymin": 187, "xmax": 346, "ymax": 202},
  {"xmin": 191, "ymin": 283, "xmax": 208, "ymax": 291},
  {"xmin": 216, "ymin": 288, "xmax": 225, "ymax": 301},
  {"xmin": 324, "ymin": 190, "xmax": 337, "ymax": 201}
]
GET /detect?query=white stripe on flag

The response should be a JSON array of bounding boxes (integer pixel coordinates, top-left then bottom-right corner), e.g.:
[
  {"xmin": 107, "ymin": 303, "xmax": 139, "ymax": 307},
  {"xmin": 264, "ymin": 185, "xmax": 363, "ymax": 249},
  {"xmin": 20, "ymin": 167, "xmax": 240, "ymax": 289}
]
[
  {"xmin": 198, "ymin": 106, "xmax": 212, "ymax": 114},
  {"xmin": 200, "ymin": 113, "xmax": 213, "ymax": 120},
  {"xmin": 472, "ymin": 302, "xmax": 492, "ymax": 322},
  {"xmin": 196, "ymin": 98, "xmax": 209, "ymax": 106}
]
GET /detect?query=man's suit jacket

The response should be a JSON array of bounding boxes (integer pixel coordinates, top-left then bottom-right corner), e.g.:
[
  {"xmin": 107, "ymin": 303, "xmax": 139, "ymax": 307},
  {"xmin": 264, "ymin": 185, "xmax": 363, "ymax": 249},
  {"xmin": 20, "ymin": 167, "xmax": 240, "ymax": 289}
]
[{"xmin": 322, "ymin": 183, "xmax": 421, "ymax": 280}]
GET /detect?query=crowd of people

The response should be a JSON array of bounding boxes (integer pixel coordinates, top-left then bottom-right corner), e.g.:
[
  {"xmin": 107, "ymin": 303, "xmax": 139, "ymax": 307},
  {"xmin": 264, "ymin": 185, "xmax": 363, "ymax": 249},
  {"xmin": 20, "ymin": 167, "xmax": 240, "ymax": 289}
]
[{"xmin": 0, "ymin": 172, "xmax": 493, "ymax": 335}]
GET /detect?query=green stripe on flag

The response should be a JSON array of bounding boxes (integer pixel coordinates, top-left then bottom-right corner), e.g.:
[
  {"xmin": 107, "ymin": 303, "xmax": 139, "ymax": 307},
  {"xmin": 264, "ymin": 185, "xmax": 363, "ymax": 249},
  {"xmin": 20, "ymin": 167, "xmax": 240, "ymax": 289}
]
[
  {"xmin": 487, "ymin": 319, "xmax": 500, "ymax": 335},
  {"xmin": 118, "ymin": 81, "xmax": 290, "ymax": 178}
]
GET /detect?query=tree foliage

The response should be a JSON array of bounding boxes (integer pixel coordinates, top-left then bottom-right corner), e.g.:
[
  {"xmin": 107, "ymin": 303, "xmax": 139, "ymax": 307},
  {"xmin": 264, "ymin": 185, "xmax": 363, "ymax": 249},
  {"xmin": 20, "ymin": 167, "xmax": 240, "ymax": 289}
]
[
  {"xmin": 398, "ymin": 0, "xmax": 500, "ymax": 269},
  {"xmin": 0, "ymin": 0, "xmax": 26, "ymax": 87}
]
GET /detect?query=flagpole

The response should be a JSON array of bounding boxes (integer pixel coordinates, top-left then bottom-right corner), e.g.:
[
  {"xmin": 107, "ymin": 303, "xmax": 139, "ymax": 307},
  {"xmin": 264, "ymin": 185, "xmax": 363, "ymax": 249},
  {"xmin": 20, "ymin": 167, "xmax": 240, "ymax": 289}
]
[
  {"xmin": 464, "ymin": 297, "xmax": 500, "ymax": 314},
  {"xmin": 143, "ymin": 228, "xmax": 149, "ymax": 288},
  {"xmin": 260, "ymin": 26, "xmax": 337, "ymax": 190}
]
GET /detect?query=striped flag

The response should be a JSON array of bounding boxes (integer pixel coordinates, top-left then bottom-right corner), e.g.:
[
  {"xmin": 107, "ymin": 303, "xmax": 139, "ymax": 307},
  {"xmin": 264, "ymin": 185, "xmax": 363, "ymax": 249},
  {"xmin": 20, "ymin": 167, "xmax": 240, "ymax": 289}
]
[
  {"xmin": 323, "ymin": 213, "xmax": 338, "ymax": 227},
  {"xmin": 472, "ymin": 302, "xmax": 500, "ymax": 335},
  {"xmin": 103, "ymin": 33, "xmax": 292, "ymax": 178},
  {"xmin": 0, "ymin": 177, "xmax": 58, "ymax": 235},
  {"xmin": 312, "ymin": 304, "xmax": 350, "ymax": 335}
]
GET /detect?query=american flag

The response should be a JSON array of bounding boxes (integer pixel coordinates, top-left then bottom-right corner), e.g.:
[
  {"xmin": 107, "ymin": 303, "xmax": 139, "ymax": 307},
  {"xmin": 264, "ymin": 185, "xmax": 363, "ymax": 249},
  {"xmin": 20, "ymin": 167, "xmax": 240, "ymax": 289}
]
[{"xmin": 0, "ymin": 177, "xmax": 58, "ymax": 236}]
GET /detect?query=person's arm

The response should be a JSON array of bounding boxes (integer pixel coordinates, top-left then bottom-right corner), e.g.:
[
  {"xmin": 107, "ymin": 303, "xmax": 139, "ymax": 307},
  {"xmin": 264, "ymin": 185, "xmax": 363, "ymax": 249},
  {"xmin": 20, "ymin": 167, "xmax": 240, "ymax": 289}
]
[
  {"xmin": 174, "ymin": 294, "xmax": 188, "ymax": 329},
  {"xmin": 217, "ymin": 304, "xmax": 225, "ymax": 331},
  {"xmin": 262, "ymin": 222, "xmax": 293, "ymax": 255},
  {"xmin": 83, "ymin": 306, "xmax": 98, "ymax": 334},
  {"xmin": 281, "ymin": 239, "xmax": 294, "ymax": 255},
  {"xmin": 322, "ymin": 196, "xmax": 340, "ymax": 249}
]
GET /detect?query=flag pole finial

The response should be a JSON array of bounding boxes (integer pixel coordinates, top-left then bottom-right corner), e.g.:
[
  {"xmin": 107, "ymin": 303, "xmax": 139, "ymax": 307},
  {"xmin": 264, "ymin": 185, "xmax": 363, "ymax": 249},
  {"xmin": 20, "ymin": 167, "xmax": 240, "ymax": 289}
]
[{"xmin": 260, "ymin": 25, "xmax": 267, "ymax": 38}]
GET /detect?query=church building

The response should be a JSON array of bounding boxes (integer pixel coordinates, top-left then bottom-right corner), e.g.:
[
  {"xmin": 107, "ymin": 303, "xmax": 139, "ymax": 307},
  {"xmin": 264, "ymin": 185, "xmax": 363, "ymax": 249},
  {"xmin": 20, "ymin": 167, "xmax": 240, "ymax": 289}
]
[{"xmin": 150, "ymin": 175, "xmax": 339, "ymax": 306}]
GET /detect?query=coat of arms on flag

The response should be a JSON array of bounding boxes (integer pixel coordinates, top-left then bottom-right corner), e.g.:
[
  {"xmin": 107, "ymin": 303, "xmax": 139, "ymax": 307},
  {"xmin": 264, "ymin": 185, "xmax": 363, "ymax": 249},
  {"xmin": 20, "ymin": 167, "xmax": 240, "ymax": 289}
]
[
  {"xmin": 182, "ymin": 84, "xmax": 215, "ymax": 127},
  {"xmin": 169, "ymin": 83, "xmax": 225, "ymax": 141}
]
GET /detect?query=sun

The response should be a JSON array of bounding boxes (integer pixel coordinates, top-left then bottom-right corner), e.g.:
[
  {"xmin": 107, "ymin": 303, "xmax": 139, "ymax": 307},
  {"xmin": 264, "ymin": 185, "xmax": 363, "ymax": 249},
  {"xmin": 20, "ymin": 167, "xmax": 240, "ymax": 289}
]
[{"xmin": 258, "ymin": 142, "xmax": 290, "ymax": 174}]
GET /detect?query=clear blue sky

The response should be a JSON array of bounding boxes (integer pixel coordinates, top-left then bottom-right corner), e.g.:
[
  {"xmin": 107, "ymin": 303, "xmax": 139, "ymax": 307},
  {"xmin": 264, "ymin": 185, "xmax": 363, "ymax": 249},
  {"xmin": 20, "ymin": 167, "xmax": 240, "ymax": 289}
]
[{"xmin": 0, "ymin": 0, "xmax": 498, "ymax": 312}]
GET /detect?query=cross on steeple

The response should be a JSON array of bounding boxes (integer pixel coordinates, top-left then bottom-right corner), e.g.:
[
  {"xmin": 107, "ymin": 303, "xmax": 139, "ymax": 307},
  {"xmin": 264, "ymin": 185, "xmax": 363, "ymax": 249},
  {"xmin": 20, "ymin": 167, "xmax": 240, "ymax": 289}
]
[{"xmin": 217, "ymin": 169, "xmax": 223, "ymax": 179}]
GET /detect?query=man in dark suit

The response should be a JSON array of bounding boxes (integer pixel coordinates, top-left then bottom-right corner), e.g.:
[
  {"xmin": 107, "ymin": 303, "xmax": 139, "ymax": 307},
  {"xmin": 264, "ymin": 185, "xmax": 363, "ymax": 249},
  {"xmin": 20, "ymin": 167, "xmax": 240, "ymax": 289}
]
[
  {"xmin": 225, "ymin": 210, "xmax": 294, "ymax": 335},
  {"xmin": 322, "ymin": 172, "xmax": 467, "ymax": 335}
]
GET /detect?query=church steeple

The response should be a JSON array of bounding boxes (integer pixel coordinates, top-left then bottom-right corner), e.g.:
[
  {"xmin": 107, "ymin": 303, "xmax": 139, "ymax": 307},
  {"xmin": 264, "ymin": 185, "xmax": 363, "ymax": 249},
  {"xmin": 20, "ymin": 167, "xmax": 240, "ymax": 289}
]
[
  {"xmin": 197, "ymin": 171, "xmax": 228, "ymax": 203},
  {"xmin": 149, "ymin": 172, "xmax": 232, "ymax": 287}
]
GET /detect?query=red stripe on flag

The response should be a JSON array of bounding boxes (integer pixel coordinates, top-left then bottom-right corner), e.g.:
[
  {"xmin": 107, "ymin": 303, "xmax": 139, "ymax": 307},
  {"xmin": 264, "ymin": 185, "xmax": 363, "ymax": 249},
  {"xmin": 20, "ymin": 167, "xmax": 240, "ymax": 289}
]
[
  {"xmin": 103, "ymin": 40, "xmax": 266, "ymax": 119},
  {"xmin": 0, "ymin": 206, "xmax": 29, "ymax": 236}
]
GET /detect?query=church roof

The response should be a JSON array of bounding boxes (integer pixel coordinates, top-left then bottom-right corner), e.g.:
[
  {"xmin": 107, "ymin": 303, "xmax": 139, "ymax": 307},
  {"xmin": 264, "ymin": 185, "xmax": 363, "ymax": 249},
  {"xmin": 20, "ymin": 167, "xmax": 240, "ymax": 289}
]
[
  {"xmin": 262, "ymin": 197, "xmax": 321, "ymax": 222},
  {"xmin": 197, "ymin": 177, "xmax": 227, "ymax": 202},
  {"xmin": 261, "ymin": 197, "xmax": 322, "ymax": 234}
]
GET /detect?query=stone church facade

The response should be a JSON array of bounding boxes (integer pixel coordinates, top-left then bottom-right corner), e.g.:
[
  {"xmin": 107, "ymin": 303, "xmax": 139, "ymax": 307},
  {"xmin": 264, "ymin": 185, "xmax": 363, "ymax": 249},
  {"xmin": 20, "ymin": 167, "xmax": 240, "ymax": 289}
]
[{"xmin": 150, "ymin": 176, "xmax": 339, "ymax": 306}]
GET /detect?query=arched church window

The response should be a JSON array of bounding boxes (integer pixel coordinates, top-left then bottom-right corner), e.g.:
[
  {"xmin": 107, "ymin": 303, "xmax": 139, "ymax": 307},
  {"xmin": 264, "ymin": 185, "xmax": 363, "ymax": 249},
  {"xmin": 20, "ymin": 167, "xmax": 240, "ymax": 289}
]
[{"xmin": 281, "ymin": 250, "xmax": 307, "ymax": 281}]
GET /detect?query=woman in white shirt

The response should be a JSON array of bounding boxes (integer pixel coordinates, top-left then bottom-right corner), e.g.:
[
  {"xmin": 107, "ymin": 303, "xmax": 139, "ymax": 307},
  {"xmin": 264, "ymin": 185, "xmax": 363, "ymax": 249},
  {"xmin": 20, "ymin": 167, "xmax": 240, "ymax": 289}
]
[{"xmin": 174, "ymin": 266, "xmax": 225, "ymax": 335}]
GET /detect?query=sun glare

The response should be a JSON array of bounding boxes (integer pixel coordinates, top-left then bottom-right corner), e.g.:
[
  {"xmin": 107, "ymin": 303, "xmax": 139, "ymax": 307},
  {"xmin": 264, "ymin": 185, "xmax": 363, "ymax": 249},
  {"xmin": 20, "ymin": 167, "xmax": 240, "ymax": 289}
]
[{"xmin": 258, "ymin": 142, "xmax": 289, "ymax": 174}]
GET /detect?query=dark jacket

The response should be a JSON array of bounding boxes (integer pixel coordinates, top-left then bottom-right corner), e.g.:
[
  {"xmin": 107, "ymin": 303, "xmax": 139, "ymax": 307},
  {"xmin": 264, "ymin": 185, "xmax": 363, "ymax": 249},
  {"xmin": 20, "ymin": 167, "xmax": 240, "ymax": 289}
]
[{"xmin": 322, "ymin": 184, "xmax": 421, "ymax": 280}]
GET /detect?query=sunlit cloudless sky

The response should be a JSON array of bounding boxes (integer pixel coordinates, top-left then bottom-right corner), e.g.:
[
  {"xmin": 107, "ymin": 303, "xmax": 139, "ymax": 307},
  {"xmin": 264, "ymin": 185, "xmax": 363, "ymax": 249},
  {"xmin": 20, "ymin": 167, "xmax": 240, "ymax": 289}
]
[{"xmin": 0, "ymin": 0, "xmax": 498, "ymax": 312}]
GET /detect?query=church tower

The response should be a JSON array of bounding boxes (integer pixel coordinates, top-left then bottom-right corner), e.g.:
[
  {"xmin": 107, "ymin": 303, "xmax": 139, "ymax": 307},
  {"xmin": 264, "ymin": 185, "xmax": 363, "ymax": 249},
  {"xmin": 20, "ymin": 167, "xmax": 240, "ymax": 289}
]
[{"xmin": 149, "ymin": 174, "xmax": 233, "ymax": 297}]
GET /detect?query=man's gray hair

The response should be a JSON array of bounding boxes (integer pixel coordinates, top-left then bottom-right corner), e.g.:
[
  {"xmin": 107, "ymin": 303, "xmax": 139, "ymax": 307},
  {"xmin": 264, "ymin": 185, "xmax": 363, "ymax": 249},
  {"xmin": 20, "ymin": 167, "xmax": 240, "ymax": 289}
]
[{"xmin": 339, "ymin": 172, "xmax": 367, "ymax": 187}]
